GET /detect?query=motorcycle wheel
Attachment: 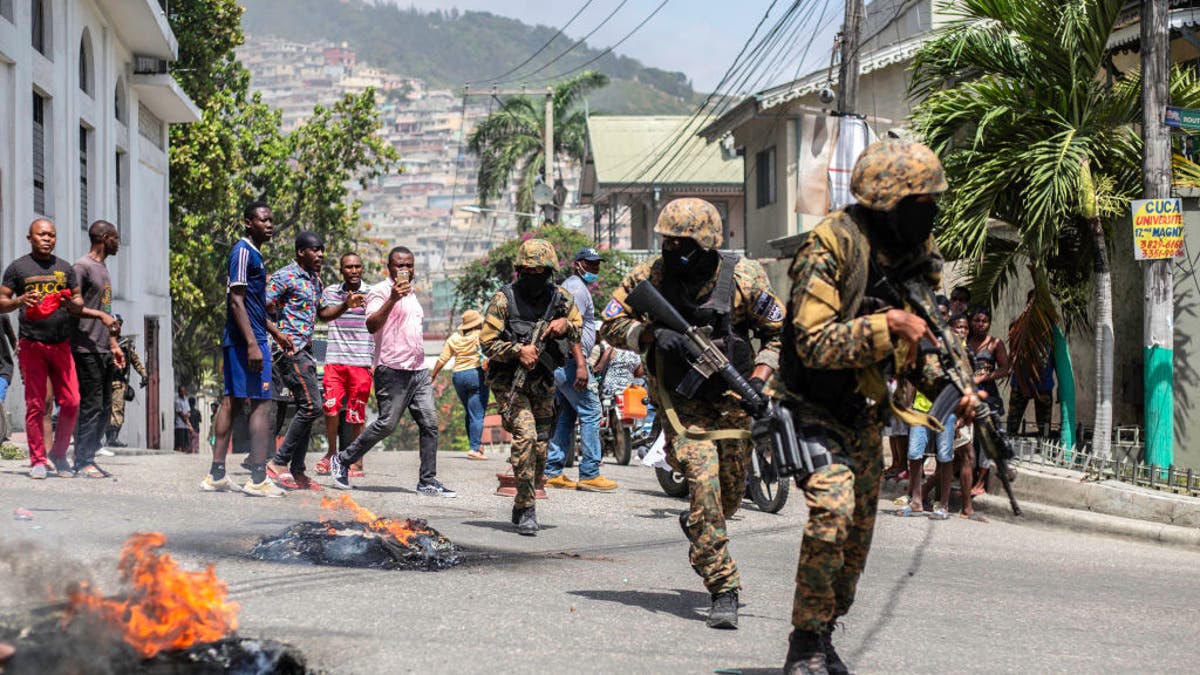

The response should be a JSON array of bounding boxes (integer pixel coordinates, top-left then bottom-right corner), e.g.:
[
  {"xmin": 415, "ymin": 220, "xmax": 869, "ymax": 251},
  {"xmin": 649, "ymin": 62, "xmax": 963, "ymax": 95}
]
[
  {"xmin": 747, "ymin": 453, "xmax": 790, "ymax": 513},
  {"xmin": 610, "ymin": 410, "xmax": 632, "ymax": 465},
  {"xmin": 565, "ymin": 430, "xmax": 577, "ymax": 468},
  {"xmin": 656, "ymin": 466, "xmax": 689, "ymax": 498}
]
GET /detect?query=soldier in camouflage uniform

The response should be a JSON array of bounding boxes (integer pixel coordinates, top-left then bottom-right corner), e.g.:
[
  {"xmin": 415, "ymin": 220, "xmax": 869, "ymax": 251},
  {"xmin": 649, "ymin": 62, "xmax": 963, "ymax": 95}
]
[
  {"xmin": 107, "ymin": 316, "xmax": 147, "ymax": 446},
  {"xmin": 480, "ymin": 239, "xmax": 583, "ymax": 535},
  {"xmin": 600, "ymin": 198, "xmax": 783, "ymax": 629},
  {"xmin": 774, "ymin": 140, "xmax": 982, "ymax": 675}
]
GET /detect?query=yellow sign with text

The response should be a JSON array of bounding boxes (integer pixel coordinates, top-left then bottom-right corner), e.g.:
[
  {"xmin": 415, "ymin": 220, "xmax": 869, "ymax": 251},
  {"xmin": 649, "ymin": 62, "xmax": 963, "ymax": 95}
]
[{"xmin": 1131, "ymin": 198, "xmax": 1184, "ymax": 261}]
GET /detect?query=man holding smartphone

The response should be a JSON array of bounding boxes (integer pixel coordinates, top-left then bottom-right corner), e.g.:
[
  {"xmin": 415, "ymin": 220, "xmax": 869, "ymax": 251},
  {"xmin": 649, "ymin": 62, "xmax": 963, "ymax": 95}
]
[
  {"xmin": 315, "ymin": 252, "xmax": 371, "ymax": 477},
  {"xmin": 328, "ymin": 246, "xmax": 456, "ymax": 497}
]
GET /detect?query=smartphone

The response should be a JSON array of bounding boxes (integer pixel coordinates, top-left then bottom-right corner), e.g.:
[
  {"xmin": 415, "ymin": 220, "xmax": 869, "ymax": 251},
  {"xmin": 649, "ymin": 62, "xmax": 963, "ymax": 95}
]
[{"xmin": 397, "ymin": 270, "xmax": 410, "ymax": 284}]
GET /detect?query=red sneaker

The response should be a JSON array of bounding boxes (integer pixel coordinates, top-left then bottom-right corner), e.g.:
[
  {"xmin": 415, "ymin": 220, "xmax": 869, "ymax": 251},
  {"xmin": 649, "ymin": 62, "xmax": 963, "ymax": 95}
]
[
  {"xmin": 293, "ymin": 473, "xmax": 323, "ymax": 491},
  {"xmin": 315, "ymin": 458, "xmax": 331, "ymax": 476}
]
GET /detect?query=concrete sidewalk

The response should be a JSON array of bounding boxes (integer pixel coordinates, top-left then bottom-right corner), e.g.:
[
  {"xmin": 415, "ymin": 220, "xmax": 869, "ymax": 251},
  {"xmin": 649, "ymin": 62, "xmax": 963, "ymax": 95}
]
[{"xmin": 974, "ymin": 463, "xmax": 1200, "ymax": 548}]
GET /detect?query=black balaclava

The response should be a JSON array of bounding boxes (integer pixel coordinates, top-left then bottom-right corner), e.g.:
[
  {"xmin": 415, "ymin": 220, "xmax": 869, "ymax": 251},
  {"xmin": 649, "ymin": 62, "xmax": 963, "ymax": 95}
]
[
  {"xmin": 514, "ymin": 269, "xmax": 553, "ymax": 303},
  {"xmin": 869, "ymin": 195, "xmax": 939, "ymax": 251}
]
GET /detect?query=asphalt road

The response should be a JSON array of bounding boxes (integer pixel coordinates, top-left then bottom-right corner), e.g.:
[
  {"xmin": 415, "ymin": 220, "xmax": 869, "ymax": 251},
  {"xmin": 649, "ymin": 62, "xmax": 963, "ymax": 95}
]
[{"xmin": 1, "ymin": 450, "xmax": 1197, "ymax": 674}]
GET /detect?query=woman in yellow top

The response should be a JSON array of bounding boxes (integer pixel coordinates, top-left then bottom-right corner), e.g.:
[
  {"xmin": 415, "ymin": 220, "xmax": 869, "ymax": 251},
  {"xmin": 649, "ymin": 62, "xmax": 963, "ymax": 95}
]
[{"xmin": 431, "ymin": 310, "xmax": 490, "ymax": 460}]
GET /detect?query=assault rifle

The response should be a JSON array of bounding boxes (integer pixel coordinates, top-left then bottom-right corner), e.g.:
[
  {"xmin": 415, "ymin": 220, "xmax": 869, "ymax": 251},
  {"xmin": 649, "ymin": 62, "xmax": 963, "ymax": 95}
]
[
  {"xmin": 876, "ymin": 270, "xmax": 1023, "ymax": 516},
  {"xmin": 507, "ymin": 292, "xmax": 565, "ymax": 408},
  {"xmin": 626, "ymin": 281, "xmax": 822, "ymax": 484}
]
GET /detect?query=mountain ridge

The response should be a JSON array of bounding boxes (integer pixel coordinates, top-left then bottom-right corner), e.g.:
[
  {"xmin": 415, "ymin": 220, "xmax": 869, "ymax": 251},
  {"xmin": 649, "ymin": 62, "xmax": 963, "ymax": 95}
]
[{"xmin": 239, "ymin": 0, "xmax": 701, "ymax": 114}]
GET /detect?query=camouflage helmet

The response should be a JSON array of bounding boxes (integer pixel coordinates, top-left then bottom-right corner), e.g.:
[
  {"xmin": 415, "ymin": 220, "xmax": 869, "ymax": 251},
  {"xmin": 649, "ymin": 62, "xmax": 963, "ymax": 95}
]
[
  {"xmin": 515, "ymin": 238, "xmax": 558, "ymax": 269},
  {"xmin": 653, "ymin": 198, "xmax": 723, "ymax": 250},
  {"xmin": 850, "ymin": 139, "xmax": 948, "ymax": 211}
]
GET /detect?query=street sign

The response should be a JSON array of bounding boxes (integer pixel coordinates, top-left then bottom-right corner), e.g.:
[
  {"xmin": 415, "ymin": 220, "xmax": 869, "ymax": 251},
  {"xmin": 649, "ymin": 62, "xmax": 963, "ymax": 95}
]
[
  {"xmin": 1131, "ymin": 198, "xmax": 1185, "ymax": 260},
  {"xmin": 1165, "ymin": 106, "xmax": 1200, "ymax": 130}
]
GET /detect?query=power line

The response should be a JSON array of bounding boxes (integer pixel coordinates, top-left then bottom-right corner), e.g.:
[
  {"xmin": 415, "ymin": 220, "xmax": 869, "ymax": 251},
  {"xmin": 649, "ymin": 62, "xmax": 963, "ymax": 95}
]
[
  {"xmin": 597, "ymin": 0, "xmax": 802, "ymax": 198},
  {"xmin": 492, "ymin": 0, "xmax": 631, "ymax": 85},
  {"xmin": 525, "ymin": 0, "xmax": 671, "ymax": 85},
  {"xmin": 477, "ymin": 0, "xmax": 597, "ymax": 84}
]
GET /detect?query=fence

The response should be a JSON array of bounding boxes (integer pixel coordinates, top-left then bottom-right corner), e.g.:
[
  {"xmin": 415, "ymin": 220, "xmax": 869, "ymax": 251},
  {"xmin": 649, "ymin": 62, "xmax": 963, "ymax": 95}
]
[{"xmin": 1010, "ymin": 436, "xmax": 1200, "ymax": 498}]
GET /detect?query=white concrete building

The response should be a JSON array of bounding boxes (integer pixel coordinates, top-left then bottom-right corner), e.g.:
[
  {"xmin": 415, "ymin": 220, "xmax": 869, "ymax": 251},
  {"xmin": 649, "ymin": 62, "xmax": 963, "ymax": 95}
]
[{"xmin": 0, "ymin": 0, "xmax": 198, "ymax": 448}]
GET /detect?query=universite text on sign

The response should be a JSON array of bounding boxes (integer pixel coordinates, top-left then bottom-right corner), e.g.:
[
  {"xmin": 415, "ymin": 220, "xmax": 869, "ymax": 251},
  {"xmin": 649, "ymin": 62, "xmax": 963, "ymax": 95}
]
[{"xmin": 1131, "ymin": 198, "xmax": 1185, "ymax": 261}]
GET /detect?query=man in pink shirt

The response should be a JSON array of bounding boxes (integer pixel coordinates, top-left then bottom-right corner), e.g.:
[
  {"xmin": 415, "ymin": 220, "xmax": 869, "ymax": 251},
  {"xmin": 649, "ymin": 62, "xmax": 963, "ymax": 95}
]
[{"xmin": 327, "ymin": 246, "xmax": 455, "ymax": 497}]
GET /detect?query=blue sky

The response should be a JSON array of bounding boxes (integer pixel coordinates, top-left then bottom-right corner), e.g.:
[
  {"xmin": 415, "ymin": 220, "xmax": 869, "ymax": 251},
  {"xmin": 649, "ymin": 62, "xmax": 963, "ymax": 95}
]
[{"xmin": 385, "ymin": 0, "xmax": 843, "ymax": 93}]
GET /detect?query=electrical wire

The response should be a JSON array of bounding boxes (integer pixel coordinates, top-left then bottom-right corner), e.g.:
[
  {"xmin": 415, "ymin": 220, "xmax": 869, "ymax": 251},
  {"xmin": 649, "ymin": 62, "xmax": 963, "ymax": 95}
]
[
  {"xmin": 524, "ymin": 0, "xmax": 671, "ymax": 86},
  {"xmin": 477, "ymin": 0, "xmax": 597, "ymax": 84},
  {"xmin": 491, "ymin": 0, "xmax": 631, "ymax": 85}
]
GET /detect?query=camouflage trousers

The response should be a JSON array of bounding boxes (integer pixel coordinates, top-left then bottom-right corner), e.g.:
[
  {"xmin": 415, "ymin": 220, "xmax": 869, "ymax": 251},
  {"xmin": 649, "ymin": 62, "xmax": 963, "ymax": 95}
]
[
  {"xmin": 791, "ymin": 419, "xmax": 884, "ymax": 631},
  {"xmin": 495, "ymin": 386, "xmax": 556, "ymax": 509},
  {"xmin": 664, "ymin": 397, "xmax": 752, "ymax": 595},
  {"xmin": 109, "ymin": 382, "xmax": 129, "ymax": 430}
]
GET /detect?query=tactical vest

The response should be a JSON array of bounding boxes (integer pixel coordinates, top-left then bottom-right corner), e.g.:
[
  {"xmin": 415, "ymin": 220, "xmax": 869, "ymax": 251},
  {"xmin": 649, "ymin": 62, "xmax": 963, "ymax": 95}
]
[
  {"xmin": 779, "ymin": 209, "xmax": 893, "ymax": 425},
  {"xmin": 490, "ymin": 283, "xmax": 568, "ymax": 387},
  {"xmin": 651, "ymin": 252, "xmax": 755, "ymax": 403}
]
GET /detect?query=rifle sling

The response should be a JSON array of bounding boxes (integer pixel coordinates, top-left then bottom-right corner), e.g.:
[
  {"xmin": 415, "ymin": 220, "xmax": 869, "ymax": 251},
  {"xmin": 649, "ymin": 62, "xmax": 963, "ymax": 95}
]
[{"xmin": 654, "ymin": 352, "xmax": 750, "ymax": 442}]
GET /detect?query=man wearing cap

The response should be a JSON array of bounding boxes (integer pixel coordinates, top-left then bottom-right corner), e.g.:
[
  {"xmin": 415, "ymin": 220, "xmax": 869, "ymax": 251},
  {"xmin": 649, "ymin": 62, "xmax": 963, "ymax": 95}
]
[
  {"xmin": 543, "ymin": 247, "xmax": 617, "ymax": 492},
  {"xmin": 264, "ymin": 231, "xmax": 326, "ymax": 491},
  {"xmin": 430, "ymin": 309, "xmax": 490, "ymax": 460}
]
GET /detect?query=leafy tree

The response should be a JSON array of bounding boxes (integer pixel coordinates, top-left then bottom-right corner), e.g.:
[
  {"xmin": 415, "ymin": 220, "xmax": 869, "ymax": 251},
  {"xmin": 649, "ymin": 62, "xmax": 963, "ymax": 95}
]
[
  {"xmin": 467, "ymin": 72, "xmax": 609, "ymax": 231},
  {"xmin": 168, "ymin": 1, "xmax": 398, "ymax": 385},
  {"xmin": 909, "ymin": 0, "xmax": 1200, "ymax": 456},
  {"xmin": 452, "ymin": 225, "xmax": 633, "ymax": 315}
]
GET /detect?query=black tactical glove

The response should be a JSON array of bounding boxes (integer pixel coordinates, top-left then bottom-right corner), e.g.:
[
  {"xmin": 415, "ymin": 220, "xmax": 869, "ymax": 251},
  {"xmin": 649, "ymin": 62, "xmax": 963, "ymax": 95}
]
[
  {"xmin": 748, "ymin": 377, "xmax": 766, "ymax": 394},
  {"xmin": 652, "ymin": 327, "xmax": 691, "ymax": 357}
]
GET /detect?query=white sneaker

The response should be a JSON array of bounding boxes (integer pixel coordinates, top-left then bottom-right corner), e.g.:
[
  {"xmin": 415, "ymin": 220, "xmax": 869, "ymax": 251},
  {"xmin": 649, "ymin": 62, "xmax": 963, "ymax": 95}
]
[
  {"xmin": 200, "ymin": 475, "xmax": 234, "ymax": 492},
  {"xmin": 96, "ymin": 448, "xmax": 115, "ymax": 457},
  {"xmin": 242, "ymin": 478, "xmax": 286, "ymax": 497}
]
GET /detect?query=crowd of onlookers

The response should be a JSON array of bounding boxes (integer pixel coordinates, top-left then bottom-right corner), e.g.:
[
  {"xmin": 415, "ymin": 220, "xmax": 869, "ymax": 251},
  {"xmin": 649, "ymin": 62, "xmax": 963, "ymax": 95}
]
[
  {"xmin": 0, "ymin": 218, "xmax": 150, "ymax": 479},
  {"xmin": 887, "ymin": 286, "xmax": 1057, "ymax": 522}
]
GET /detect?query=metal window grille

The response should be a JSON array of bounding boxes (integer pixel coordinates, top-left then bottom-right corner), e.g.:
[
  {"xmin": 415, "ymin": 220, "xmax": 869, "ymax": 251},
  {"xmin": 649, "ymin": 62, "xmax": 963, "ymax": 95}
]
[
  {"xmin": 32, "ymin": 94, "xmax": 45, "ymax": 215},
  {"xmin": 80, "ymin": 125, "xmax": 89, "ymax": 229},
  {"xmin": 138, "ymin": 103, "xmax": 164, "ymax": 150},
  {"xmin": 114, "ymin": 80, "xmax": 125, "ymax": 122}
]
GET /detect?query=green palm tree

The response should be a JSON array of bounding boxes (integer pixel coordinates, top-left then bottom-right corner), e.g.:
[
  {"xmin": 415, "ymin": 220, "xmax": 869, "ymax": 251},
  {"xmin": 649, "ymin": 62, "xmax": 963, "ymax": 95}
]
[
  {"xmin": 909, "ymin": 0, "xmax": 1200, "ymax": 456},
  {"xmin": 468, "ymin": 71, "xmax": 609, "ymax": 231}
]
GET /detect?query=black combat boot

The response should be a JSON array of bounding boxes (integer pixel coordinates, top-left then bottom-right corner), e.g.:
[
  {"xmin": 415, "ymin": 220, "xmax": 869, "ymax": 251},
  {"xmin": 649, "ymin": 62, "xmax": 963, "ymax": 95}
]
[
  {"xmin": 516, "ymin": 506, "xmax": 540, "ymax": 535},
  {"xmin": 706, "ymin": 590, "xmax": 738, "ymax": 629},
  {"xmin": 821, "ymin": 622, "xmax": 850, "ymax": 675},
  {"xmin": 784, "ymin": 629, "xmax": 828, "ymax": 675},
  {"xmin": 512, "ymin": 505, "xmax": 522, "ymax": 525},
  {"xmin": 678, "ymin": 510, "xmax": 690, "ymax": 537}
]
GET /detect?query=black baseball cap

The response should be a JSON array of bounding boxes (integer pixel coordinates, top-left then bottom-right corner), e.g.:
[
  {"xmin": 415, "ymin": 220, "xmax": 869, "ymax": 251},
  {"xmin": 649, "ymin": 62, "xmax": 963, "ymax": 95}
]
[{"xmin": 575, "ymin": 247, "xmax": 602, "ymax": 262}]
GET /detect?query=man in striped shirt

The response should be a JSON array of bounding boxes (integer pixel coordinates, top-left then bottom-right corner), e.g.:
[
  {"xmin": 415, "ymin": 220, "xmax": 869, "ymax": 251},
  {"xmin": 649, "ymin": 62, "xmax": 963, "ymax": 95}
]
[{"xmin": 315, "ymin": 253, "xmax": 371, "ymax": 477}]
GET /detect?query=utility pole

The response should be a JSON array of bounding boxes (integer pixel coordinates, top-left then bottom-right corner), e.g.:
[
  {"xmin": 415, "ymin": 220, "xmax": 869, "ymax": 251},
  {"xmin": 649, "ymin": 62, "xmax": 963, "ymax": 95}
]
[
  {"xmin": 461, "ymin": 85, "xmax": 557, "ymax": 230},
  {"xmin": 1141, "ymin": 0, "xmax": 1174, "ymax": 467},
  {"xmin": 836, "ymin": 0, "xmax": 864, "ymax": 114}
]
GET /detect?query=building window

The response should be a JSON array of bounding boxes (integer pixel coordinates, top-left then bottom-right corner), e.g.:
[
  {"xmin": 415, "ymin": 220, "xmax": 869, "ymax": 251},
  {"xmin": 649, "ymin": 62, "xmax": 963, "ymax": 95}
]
[
  {"xmin": 756, "ymin": 146, "xmax": 776, "ymax": 208},
  {"xmin": 80, "ymin": 125, "xmax": 91, "ymax": 229},
  {"xmin": 114, "ymin": 77, "xmax": 127, "ymax": 123},
  {"xmin": 31, "ymin": 0, "xmax": 49, "ymax": 56},
  {"xmin": 79, "ymin": 29, "xmax": 93, "ymax": 96},
  {"xmin": 115, "ymin": 150, "xmax": 129, "ymax": 240},
  {"xmin": 33, "ymin": 93, "xmax": 47, "ymax": 215},
  {"xmin": 138, "ymin": 103, "xmax": 164, "ymax": 150},
  {"xmin": 1, "ymin": 1, "xmax": 14, "ymax": 23}
]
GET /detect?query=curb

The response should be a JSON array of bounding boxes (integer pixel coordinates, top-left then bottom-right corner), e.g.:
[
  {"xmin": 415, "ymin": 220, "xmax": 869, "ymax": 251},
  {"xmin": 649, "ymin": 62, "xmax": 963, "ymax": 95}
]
[{"xmin": 973, "ymin": 493, "xmax": 1200, "ymax": 549}]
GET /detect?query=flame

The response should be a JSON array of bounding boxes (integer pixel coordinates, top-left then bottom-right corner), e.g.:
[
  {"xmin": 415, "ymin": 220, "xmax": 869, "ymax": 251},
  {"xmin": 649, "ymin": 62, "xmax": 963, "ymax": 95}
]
[
  {"xmin": 68, "ymin": 532, "xmax": 239, "ymax": 658},
  {"xmin": 320, "ymin": 494, "xmax": 428, "ymax": 546}
]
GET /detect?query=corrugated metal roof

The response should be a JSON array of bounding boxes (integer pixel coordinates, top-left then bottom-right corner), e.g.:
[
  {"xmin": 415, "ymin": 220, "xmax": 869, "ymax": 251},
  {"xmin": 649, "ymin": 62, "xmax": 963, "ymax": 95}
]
[{"xmin": 586, "ymin": 115, "xmax": 742, "ymax": 186}]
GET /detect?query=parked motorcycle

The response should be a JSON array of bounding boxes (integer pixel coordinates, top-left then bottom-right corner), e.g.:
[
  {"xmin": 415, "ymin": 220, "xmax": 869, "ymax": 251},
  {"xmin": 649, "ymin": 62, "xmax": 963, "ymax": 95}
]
[
  {"xmin": 644, "ymin": 417, "xmax": 789, "ymax": 512},
  {"xmin": 563, "ymin": 384, "xmax": 652, "ymax": 467}
]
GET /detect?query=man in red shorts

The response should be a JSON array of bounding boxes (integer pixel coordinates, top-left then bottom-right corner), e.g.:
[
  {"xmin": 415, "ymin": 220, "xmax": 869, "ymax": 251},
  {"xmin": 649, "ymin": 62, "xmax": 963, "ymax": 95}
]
[{"xmin": 315, "ymin": 253, "xmax": 372, "ymax": 477}]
